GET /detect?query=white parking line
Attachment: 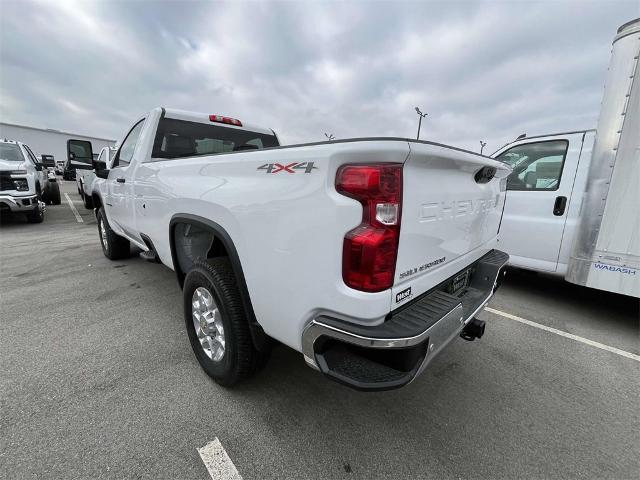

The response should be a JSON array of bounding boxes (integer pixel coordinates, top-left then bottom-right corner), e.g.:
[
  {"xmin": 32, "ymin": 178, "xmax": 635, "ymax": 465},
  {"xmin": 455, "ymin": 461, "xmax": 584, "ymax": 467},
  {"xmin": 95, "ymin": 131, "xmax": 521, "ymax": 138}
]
[
  {"xmin": 485, "ymin": 307, "xmax": 640, "ymax": 362},
  {"xmin": 198, "ymin": 438, "xmax": 243, "ymax": 480},
  {"xmin": 63, "ymin": 192, "xmax": 83, "ymax": 223}
]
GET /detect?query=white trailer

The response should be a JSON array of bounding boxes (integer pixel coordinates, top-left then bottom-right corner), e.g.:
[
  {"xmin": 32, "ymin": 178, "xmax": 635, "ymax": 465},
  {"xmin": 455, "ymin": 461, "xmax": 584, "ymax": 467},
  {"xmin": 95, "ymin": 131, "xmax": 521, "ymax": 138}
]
[
  {"xmin": 493, "ymin": 18, "xmax": 639, "ymax": 298},
  {"xmin": 0, "ymin": 122, "xmax": 116, "ymax": 174}
]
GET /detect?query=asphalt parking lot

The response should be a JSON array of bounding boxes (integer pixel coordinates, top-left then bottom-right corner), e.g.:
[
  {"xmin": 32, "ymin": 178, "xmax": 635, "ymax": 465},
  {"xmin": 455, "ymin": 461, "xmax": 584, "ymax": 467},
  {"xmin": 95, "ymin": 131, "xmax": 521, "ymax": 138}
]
[{"xmin": 1, "ymin": 180, "xmax": 638, "ymax": 479}]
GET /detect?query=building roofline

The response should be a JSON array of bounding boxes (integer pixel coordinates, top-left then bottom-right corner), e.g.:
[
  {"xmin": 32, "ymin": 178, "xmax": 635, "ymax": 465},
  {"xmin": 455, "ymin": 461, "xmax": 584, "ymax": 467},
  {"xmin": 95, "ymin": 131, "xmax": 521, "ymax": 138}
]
[{"xmin": 0, "ymin": 121, "xmax": 117, "ymax": 143}]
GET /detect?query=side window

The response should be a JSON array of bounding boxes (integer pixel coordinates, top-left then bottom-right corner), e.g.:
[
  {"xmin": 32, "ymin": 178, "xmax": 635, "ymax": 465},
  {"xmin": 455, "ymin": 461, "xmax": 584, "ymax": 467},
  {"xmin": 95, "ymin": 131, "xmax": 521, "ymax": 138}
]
[
  {"xmin": 115, "ymin": 120, "xmax": 145, "ymax": 167},
  {"xmin": 496, "ymin": 140, "xmax": 568, "ymax": 191}
]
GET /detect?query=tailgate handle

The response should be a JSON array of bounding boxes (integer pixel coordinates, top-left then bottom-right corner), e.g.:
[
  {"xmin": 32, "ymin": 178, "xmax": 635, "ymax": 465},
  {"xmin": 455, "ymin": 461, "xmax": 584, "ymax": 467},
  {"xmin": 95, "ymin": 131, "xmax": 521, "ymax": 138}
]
[
  {"xmin": 553, "ymin": 196, "xmax": 567, "ymax": 216},
  {"xmin": 116, "ymin": 177, "xmax": 126, "ymax": 183}
]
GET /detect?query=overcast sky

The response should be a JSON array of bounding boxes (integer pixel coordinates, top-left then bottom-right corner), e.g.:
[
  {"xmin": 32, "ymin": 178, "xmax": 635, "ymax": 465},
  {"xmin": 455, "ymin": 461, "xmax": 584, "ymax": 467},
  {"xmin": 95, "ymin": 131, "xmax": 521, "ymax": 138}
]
[{"xmin": 0, "ymin": 0, "xmax": 637, "ymax": 152}]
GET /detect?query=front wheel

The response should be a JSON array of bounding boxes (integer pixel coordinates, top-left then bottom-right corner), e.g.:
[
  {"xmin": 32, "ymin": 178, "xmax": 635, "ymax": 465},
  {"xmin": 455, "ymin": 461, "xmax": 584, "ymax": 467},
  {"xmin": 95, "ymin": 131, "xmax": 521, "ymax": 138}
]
[
  {"xmin": 26, "ymin": 204, "xmax": 44, "ymax": 223},
  {"xmin": 97, "ymin": 207, "xmax": 130, "ymax": 259},
  {"xmin": 183, "ymin": 258, "xmax": 269, "ymax": 386}
]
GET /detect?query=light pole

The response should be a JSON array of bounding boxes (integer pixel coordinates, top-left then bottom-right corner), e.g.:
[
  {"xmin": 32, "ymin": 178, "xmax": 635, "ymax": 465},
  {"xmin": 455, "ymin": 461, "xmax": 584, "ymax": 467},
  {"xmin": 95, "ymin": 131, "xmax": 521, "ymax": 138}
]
[
  {"xmin": 324, "ymin": 133, "xmax": 335, "ymax": 141},
  {"xmin": 415, "ymin": 107, "xmax": 428, "ymax": 140},
  {"xmin": 480, "ymin": 141, "xmax": 487, "ymax": 155}
]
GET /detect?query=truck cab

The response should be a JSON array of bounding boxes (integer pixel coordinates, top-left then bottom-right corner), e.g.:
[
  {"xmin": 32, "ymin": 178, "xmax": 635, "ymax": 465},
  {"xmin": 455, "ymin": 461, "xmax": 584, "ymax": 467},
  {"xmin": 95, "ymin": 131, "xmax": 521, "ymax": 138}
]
[{"xmin": 492, "ymin": 130, "xmax": 595, "ymax": 275}]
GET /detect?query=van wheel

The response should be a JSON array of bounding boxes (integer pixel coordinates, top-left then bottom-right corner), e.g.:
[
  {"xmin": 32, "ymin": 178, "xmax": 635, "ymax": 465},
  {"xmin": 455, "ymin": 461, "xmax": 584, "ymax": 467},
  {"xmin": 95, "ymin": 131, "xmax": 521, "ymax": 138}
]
[
  {"xmin": 183, "ymin": 258, "xmax": 269, "ymax": 386},
  {"xmin": 97, "ymin": 207, "xmax": 130, "ymax": 259}
]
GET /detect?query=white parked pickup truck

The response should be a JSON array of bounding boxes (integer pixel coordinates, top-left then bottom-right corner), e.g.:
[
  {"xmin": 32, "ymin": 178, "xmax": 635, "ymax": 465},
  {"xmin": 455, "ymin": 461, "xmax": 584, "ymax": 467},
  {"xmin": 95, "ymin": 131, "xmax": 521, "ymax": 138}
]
[
  {"xmin": 91, "ymin": 108, "xmax": 510, "ymax": 390},
  {"xmin": 0, "ymin": 139, "xmax": 60, "ymax": 223}
]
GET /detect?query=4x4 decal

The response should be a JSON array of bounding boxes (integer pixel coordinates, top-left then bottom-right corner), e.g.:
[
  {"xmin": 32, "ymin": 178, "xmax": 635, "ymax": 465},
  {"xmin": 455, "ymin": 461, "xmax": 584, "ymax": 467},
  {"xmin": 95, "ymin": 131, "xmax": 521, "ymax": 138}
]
[{"xmin": 257, "ymin": 162, "xmax": 318, "ymax": 174}]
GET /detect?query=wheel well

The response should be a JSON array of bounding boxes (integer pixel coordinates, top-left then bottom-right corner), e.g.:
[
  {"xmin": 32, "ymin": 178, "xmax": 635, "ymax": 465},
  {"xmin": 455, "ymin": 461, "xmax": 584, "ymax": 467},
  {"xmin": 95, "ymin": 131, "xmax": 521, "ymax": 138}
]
[
  {"xmin": 171, "ymin": 221, "xmax": 229, "ymax": 282},
  {"xmin": 169, "ymin": 215, "xmax": 271, "ymax": 352}
]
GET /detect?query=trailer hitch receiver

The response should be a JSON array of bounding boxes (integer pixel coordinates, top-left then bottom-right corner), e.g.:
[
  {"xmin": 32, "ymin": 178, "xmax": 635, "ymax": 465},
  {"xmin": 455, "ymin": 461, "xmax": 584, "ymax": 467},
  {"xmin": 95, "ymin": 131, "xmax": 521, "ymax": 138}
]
[{"xmin": 460, "ymin": 318, "xmax": 485, "ymax": 341}]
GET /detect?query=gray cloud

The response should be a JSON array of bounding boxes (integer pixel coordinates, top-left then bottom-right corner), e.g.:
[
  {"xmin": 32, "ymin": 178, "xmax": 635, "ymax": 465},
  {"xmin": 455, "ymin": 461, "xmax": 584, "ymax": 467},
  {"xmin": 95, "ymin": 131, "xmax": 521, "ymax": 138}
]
[{"xmin": 1, "ymin": 0, "xmax": 637, "ymax": 153}]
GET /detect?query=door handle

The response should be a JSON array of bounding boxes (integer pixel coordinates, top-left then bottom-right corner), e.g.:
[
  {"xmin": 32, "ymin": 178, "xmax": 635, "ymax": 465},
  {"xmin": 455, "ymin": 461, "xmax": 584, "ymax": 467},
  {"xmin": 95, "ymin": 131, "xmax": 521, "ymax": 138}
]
[
  {"xmin": 553, "ymin": 196, "xmax": 567, "ymax": 216},
  {"xmin": 116, "ymin": 177, "xmax": 126, "ymax": 183}
]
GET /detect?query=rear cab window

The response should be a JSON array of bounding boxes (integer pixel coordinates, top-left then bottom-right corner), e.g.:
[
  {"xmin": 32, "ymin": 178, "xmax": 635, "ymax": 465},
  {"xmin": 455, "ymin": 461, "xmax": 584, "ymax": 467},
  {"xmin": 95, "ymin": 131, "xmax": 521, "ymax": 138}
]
[{"xmin": 152, "ymin": 117, "xmax": 279, "ymax": 160}]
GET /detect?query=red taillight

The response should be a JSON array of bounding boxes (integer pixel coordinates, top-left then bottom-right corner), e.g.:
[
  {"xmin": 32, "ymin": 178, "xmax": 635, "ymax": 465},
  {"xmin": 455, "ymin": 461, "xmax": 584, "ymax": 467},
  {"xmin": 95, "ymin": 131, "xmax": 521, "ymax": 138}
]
[
  {"xmin": 209, "ymin": 115, "xmax": 243, "ymax": 127},
  {"xmin": 336, "ymin": 163, "xmax": 402, "ymax": 292}
]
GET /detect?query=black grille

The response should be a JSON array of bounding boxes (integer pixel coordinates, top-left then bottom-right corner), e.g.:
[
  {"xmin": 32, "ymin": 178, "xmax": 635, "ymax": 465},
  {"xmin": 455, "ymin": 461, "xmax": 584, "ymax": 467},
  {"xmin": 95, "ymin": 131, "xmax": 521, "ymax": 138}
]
[{"xmin": 0, "ymin": 173, "xmax": 15, "ymax": 191}]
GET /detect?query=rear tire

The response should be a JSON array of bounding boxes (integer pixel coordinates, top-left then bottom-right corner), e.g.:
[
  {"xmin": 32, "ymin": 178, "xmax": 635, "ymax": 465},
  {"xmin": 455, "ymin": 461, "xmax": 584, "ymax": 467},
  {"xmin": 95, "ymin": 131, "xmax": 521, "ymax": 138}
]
[
  {"xmin": 97, "ymin": 207, "xmax": 130, "ymax": 259},
  {"xmin": 183, "ymin": 258, "xmax": 269, "ymax": 386}
]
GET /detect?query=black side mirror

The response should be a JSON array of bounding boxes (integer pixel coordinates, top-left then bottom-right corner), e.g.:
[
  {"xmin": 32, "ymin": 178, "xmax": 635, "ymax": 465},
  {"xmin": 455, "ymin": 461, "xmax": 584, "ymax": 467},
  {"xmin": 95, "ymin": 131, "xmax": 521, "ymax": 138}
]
[
  {"xmin": 93, "ymin": 159, "xmax": 109, "ymax": 179},
  {"xmin": 93, "ymin": 159, "xmax": 106, "ymax": 170},
  {"xmin": 67, "ymin": 139, "xmax": 93, "ymax": 163},
  {"xmin": 95, "ymin": 168, "xmax": 109, "ymax": 179}
]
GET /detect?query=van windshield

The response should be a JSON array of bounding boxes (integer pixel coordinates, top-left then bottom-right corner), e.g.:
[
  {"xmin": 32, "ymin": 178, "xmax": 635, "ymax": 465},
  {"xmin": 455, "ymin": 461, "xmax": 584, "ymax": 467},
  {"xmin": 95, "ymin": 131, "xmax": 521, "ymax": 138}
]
[
  {"xmin": 0, "ymin": 143, "xmax": 25, "ymax": 162},
  {"xmin": 152, "ymin": 118, "xmax": 279, "ymax": 159}
]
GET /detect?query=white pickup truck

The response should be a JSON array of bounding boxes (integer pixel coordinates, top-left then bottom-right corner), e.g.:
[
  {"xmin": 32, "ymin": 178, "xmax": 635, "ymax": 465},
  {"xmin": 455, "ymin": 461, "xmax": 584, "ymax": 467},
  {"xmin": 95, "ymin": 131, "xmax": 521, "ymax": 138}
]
[
  {"xmin": 0, "ymin": 139, "xmax": 61, "ymax": 223},
  {"xmin": 91, "ymin": 108, "xmax": 510, "ymax": 390}
]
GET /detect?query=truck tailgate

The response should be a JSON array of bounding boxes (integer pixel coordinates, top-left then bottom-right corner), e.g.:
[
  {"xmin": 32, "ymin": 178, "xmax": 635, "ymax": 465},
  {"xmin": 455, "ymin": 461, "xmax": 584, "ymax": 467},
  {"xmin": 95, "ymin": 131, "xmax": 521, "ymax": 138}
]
[{"xmin": 394, "ymin": 144, "xmax": 510, "ymax": 303}]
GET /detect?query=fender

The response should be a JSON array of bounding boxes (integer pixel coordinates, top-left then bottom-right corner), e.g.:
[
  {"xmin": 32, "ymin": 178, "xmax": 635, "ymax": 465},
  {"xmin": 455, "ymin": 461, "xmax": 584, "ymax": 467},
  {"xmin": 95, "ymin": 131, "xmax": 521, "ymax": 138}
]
[{"xmin": 169, "ymin": 213, "xmax": 270, "ymax": 352}]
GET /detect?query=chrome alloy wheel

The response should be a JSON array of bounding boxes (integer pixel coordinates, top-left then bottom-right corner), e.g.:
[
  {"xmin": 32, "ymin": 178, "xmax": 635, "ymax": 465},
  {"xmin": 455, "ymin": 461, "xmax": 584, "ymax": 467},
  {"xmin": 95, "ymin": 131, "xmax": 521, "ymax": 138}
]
[
  {"xmin": 192, "ymin": 287, "xmax": 226, "ymax": 361},
  {"xmin": 99, "ymin": 218, "xmax": 107, "ymax": 248}
]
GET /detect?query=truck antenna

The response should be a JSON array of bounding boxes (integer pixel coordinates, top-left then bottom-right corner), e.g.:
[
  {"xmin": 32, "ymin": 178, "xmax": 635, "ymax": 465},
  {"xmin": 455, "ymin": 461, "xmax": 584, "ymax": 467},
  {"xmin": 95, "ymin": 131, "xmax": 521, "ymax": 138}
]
[{"xmin": 415, "ymin": 107, "xmax": 428, "ymax": 140}]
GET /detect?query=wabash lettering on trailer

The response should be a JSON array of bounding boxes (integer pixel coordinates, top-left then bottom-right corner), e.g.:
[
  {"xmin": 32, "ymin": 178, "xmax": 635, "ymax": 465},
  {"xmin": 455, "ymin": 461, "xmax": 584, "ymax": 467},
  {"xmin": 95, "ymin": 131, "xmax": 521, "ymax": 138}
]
[
  {"xmin": 257, "ymin": 162, "xmax": 318, "ymax": 174},
  {"xmin": 594, "ymin": 263, "xmax": 637, "ymax": 275}
]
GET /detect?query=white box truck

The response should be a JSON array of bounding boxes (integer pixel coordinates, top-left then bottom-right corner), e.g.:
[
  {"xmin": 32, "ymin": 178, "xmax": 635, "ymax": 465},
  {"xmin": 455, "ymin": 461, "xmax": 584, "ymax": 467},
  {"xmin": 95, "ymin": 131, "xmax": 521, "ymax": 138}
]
[{"xmin": 493, "ymin": 18, "xmax": 639, "ymax": 298}]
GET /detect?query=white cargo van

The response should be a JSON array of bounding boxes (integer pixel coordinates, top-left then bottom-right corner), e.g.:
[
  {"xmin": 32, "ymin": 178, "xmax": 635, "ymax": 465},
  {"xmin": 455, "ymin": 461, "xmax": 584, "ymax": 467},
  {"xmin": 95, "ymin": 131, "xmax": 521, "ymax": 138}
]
[{"xmin": 493, "ymin": 18, "xmax": 639, "ymax": 298}]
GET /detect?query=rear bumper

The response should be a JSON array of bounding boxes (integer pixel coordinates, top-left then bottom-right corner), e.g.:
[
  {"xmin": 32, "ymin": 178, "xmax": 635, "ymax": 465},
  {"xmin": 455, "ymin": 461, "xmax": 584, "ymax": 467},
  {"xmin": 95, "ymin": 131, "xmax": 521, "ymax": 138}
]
[
  {"xmin": 302, "ymin": 249, "xmax": 509, "ymax": 391},
  {"xmin": 0, "ymin": 194, "xmax": 39, "ymax": 213}
]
